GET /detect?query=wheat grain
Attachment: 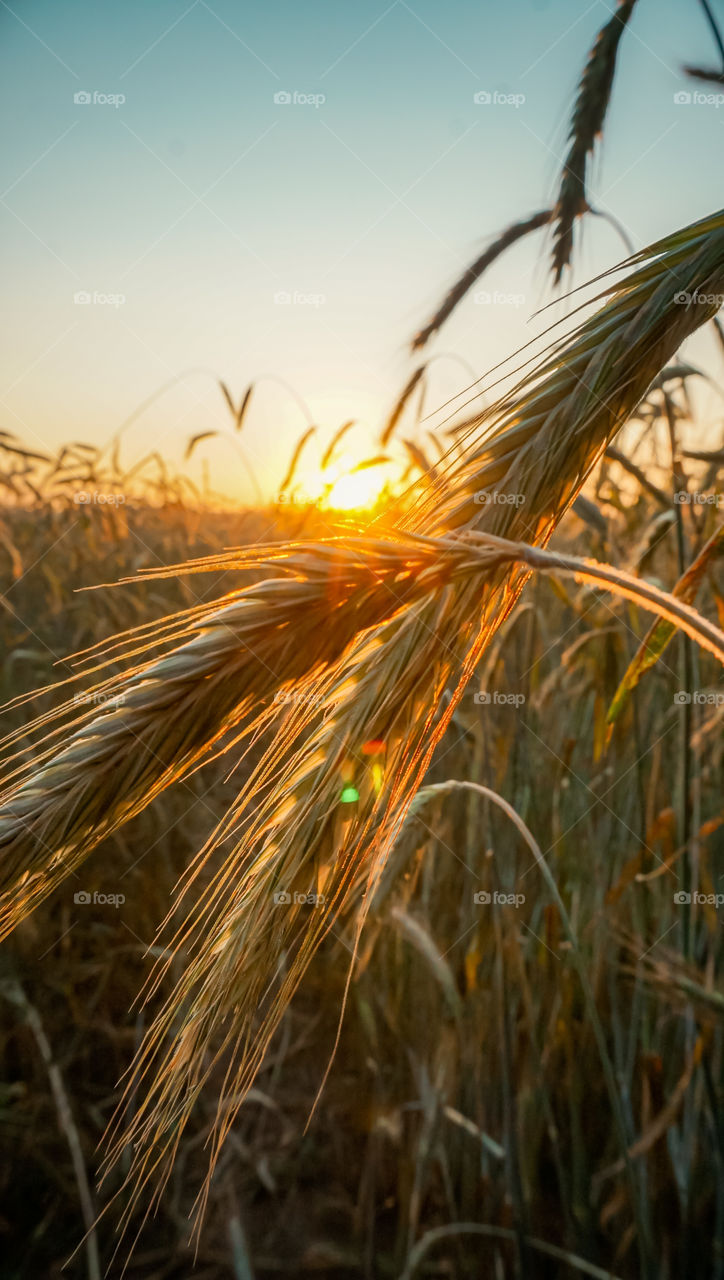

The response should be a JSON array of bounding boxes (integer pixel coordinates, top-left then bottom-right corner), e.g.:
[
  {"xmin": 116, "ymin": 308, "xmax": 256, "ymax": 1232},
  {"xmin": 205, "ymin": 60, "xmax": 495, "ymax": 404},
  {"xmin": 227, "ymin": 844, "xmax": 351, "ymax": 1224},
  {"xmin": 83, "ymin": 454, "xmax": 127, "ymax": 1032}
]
[
  {"xmin": 0, "ymin": 541, "xmax": 454, "ymax": 936},
  {"xmin": 551, "ymin": 0, "xmax": 638, "ymax": 282}
]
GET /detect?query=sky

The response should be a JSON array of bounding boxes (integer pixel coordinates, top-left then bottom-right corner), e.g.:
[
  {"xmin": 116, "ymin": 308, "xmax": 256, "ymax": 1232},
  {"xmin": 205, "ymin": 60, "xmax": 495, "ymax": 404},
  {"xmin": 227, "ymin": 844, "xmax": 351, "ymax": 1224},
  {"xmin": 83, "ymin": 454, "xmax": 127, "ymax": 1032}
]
[{"xmin": 1, "ymin": 0, "xmax": 723, "ymax": 501}]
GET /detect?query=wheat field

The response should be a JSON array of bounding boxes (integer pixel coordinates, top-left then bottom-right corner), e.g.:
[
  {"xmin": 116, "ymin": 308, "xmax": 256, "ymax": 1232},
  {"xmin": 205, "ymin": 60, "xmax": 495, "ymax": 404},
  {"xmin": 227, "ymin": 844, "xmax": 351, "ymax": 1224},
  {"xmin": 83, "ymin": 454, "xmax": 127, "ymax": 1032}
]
[{"xmin": 2, "ymin": 2, "xmax": 724, "ymax": 1278}]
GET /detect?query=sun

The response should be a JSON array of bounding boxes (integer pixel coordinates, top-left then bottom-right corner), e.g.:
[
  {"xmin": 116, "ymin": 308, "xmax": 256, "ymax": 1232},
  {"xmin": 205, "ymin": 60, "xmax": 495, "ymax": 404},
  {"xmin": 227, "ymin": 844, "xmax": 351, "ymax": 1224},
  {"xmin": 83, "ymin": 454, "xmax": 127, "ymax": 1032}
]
[
  {"xmin": 297, "ymin": 450, "xmax": 392, "ymax": 513},
  {"xmin": 323, "ymin": 467, "xmax": 388, "ymax": 511}
]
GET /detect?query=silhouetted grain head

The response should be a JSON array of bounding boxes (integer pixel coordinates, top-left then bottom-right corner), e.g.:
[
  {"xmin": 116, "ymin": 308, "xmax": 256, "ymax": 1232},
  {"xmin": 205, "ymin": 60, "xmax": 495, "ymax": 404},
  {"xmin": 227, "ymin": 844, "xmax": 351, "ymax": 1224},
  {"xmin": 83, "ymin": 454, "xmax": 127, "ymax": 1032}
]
[
  {"xmin": 683, "ymin": 64, "xmax": 724, "ymax": 86},
  {"xmin": 551, "ymin": 0, "xmax": 638, "ymax": 282},
  {"xmin": 381, "ymin": 367, "xmax": 426, "ymax": 445}
]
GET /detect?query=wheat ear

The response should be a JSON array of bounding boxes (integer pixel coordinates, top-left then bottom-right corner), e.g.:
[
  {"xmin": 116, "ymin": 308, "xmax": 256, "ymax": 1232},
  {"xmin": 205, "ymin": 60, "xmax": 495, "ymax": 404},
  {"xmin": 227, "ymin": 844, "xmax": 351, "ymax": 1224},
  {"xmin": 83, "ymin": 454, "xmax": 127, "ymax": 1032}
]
[
  {"xmin": 0, "ymin": 542, "xmax": 450, "ymax": 936},
  {"xmin": 424, "ymin": 211, "xmax": 724, "ymax": 533},
  {"xmin": 551, "ymin": 0, "xmax": 638, "ymax": 282}
]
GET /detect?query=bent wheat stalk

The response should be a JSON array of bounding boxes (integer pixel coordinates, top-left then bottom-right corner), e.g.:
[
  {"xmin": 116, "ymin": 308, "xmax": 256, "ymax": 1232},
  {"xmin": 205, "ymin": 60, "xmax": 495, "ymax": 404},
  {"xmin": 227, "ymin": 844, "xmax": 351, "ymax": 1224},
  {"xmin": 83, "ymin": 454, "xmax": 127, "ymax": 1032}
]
[
  {"xmin": 458, "ymin": 532, "xmax": 724, "ymax": 663},
  {"xmin": 411, "ymin": 210, "xmax": 552, "ymax": 351},
  {"xmin": 411, "ymin": 1, "xmax": 638, "ymax": 347}
]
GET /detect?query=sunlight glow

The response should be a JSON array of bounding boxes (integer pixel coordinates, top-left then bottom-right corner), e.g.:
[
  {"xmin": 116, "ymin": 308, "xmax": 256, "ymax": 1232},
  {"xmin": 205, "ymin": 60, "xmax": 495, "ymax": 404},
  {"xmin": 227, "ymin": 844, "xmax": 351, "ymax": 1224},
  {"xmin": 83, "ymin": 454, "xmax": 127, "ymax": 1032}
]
[{"xmin": 323, "ymin": 465, "xmax": 388, "ymax": 511}]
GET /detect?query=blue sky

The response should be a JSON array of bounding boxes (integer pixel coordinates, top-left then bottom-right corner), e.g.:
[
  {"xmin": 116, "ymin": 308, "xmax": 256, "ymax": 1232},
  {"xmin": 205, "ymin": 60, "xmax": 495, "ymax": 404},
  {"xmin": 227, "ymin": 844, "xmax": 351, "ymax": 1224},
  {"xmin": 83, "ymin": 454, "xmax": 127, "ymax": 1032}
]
[{"xmin": 1, "ymin": 0, "xmax": 722, "ymax": 499}]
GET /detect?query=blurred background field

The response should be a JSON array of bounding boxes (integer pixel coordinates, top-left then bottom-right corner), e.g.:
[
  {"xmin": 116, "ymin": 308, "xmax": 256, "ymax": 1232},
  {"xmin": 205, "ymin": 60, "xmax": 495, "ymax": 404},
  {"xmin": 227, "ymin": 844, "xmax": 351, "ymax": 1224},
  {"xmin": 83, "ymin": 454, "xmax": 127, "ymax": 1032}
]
[{"xmin": 0, "ymin": 408, "xmax": 722, "ymax": 1277}]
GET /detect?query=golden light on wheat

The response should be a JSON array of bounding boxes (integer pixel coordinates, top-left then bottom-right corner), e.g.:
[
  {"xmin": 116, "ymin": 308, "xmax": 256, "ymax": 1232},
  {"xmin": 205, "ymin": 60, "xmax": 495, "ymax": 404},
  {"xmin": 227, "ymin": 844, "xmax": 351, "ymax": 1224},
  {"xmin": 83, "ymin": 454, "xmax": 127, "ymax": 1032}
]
[{"xmin": 0, "ymin": 211, "xmax": 722, "ymax": 1271}]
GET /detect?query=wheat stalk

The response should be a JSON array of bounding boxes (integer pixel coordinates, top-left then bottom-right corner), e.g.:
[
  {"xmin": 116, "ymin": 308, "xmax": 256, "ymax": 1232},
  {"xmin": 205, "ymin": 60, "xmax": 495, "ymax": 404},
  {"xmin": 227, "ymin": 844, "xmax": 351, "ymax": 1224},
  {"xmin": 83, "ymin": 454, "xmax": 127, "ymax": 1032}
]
[
  {"xmin": 410, "ymin": 1, "xmax": 638, "ymax": 349},
  {"xmin": 411, "ymin": 210, "xmax": 552, "ymax": 351},
  {"xmin": 684, "ymin": 64, "xmax": 724, "ymax": 86},
  {"xmin": 551, "ymin": 0, "xmax": 638, "ymax": 282},
  {"xmin": 381, "ymin": 366, "xmax": 426, "ymax": 444},
  {"xmin": 460, "ymin": 531, "xmax": 724, "ymax": 662}
]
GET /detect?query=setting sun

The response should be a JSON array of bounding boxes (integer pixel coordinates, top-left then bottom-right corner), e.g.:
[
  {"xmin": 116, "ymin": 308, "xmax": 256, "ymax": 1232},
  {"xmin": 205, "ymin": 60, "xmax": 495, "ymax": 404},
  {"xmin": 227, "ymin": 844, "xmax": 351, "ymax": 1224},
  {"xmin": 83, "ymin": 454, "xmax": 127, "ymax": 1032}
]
[{"xmin": 323, "ymin": 464, "xmax": 389, "ymax": 511}]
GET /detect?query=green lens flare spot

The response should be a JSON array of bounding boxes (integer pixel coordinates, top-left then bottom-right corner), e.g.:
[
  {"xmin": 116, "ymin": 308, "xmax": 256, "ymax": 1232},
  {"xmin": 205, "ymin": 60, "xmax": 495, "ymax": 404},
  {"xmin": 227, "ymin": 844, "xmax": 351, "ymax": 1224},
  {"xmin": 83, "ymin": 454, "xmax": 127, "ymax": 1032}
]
[{"xmin": 340, "ymin": 785, "xmax": 360, "ymax": 803}]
